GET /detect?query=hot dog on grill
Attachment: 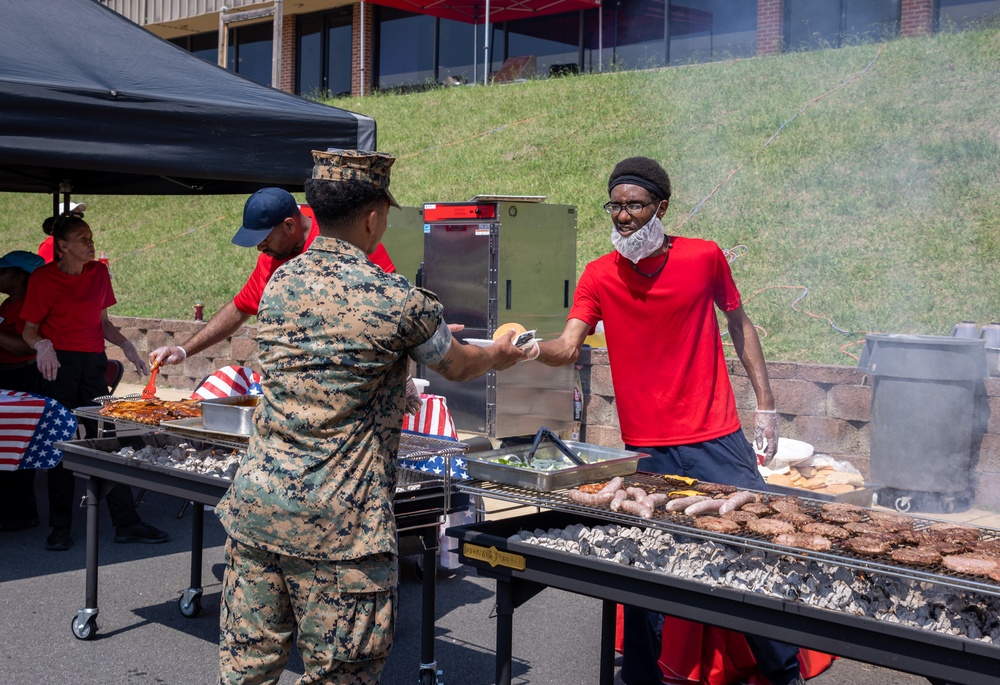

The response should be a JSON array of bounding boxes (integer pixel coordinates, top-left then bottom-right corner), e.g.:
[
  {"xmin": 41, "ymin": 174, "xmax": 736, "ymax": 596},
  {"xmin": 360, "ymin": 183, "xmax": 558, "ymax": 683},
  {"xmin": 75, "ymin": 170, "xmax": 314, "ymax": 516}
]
[
  {"xmin": 718, "ymin": 491, "xmax": 756, "ymax": 515},
  {"xmin": 665, "ymin": 495, "xmax": 711, "ymax": 512}
]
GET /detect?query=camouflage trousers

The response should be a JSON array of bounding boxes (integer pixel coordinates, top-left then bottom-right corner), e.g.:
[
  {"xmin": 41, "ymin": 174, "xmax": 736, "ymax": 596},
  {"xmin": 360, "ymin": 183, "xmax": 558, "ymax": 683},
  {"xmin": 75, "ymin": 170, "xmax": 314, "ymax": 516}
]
[{"xmin": 219, "ymin": 537, "xmax": 398, "ymax": 685}]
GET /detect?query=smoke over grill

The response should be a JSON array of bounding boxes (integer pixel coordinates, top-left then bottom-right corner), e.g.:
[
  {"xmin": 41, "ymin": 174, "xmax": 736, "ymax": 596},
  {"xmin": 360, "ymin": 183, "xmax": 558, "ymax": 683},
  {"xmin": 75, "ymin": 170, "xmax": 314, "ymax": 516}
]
[{"xmin": 513, "ymin": 523, "xmax": 1000, "ymax": 643}]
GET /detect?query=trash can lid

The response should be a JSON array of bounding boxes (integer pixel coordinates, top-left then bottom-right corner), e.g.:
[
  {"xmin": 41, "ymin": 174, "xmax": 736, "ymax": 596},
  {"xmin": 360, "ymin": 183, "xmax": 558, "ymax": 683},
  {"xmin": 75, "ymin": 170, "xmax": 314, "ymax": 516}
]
[{"xmin": 858, "ymin": 334, "xmax": 986, "ymax": 380}]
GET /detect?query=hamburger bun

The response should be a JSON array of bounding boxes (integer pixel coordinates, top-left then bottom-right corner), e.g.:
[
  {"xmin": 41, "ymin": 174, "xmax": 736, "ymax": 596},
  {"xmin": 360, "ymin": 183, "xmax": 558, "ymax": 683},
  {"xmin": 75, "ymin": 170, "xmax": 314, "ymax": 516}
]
[{"xmin": 493, "ymin": 322, "xmax": 527, "ymax": 342}]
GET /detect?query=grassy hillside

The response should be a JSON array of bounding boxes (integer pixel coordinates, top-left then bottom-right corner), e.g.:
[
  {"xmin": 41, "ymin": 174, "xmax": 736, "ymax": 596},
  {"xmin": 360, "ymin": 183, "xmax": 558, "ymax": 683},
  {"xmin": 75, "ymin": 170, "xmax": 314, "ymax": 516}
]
[{"xmin": 2, "ymin": 27, "xmax": 998, "ymax": 366}]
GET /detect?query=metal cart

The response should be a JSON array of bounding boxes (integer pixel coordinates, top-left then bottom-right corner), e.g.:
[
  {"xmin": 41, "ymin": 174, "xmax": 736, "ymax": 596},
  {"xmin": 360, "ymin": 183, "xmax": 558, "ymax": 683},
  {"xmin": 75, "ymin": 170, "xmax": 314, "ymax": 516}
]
[{"xmin": 59, "ymin": 407, "xmax": 467, "ymax": 685}]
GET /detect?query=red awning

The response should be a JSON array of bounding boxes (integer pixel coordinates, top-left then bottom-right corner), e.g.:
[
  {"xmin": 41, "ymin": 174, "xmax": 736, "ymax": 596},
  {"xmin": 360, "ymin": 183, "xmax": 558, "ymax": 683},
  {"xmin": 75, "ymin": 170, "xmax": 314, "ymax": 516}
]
[{"xmin": 366, "ymin": 0, "xmax": 601, "ymax": 25}]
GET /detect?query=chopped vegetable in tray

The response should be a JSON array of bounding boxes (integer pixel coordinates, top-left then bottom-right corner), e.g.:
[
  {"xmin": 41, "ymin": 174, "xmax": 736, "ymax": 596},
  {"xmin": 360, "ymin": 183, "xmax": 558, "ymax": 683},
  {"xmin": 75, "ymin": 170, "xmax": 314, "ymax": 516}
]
[{"xmin": 493, "ymin": 452, "xmax": 592, "ymax": 471}]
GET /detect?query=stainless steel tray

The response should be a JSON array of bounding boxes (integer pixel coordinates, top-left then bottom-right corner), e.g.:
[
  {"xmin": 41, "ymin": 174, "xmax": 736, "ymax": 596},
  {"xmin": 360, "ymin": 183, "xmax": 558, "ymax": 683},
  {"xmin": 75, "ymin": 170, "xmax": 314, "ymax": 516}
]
[
  {"xmin": 767, "ymin": 482, "xmax": 881, "ymax": 507},
  {"xmin": 160, "ymin": 417, "xmax": 250, "ymax": 450},
  {"xmin": 200, "ymin": 395, "xmax": 259, "ymax": 435},
  {"xmin": 465, "ymin": 441, "xmax": 641, "ymax": 492}
]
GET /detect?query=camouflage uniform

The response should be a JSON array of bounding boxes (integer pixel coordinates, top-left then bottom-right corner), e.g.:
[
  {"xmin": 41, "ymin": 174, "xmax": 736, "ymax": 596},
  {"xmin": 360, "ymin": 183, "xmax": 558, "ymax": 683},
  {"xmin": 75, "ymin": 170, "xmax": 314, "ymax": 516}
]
[{"xmin": 216, "ymin": 226, "xmax": 443, "ymax": 684}]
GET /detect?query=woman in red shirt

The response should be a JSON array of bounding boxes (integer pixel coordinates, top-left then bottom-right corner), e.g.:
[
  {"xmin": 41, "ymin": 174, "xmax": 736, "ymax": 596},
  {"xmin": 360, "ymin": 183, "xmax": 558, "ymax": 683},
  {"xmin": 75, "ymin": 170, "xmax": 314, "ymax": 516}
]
[{"xmin": 21, "ymin": 212, "xmax": 169, "ymax": 551}]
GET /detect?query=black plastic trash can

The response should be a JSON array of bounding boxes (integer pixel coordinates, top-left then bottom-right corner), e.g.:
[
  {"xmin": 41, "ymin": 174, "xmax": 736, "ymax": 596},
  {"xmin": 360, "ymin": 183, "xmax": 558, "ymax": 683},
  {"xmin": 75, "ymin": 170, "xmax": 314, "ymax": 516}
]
[{"xmin": 858, "ymin": 334, "xmax": 985, "ymax": 513}]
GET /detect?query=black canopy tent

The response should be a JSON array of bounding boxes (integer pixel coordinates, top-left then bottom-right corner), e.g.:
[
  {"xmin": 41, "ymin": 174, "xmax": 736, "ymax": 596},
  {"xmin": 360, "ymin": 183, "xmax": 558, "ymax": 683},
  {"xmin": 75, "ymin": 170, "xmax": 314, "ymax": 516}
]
[{"xmin": 0, "ymin": 0, "xmax": 376, "ymax": 206}]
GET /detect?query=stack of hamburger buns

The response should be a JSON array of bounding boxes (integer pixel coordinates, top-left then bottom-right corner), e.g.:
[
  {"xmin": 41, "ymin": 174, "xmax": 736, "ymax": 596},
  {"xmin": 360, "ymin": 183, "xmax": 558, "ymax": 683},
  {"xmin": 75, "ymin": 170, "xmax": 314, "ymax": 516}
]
[{"xmin": 765, "ymin": 463, "xmax": 864, "ymax": 495}]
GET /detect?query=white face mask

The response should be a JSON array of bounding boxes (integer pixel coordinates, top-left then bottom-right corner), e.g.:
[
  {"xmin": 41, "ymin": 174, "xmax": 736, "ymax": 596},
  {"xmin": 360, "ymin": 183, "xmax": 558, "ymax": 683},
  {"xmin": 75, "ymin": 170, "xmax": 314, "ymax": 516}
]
[{"xmin": 611, "ymin": 214, "xmax": 665, "ymax": 264}]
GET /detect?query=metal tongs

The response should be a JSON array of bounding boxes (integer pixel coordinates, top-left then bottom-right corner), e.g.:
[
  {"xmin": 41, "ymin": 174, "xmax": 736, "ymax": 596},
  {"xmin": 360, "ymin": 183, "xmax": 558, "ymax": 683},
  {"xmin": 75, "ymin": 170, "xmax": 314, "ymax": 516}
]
[{"xmin": 526, "ymin": 426, "xmax": 587, "ymax": 467}]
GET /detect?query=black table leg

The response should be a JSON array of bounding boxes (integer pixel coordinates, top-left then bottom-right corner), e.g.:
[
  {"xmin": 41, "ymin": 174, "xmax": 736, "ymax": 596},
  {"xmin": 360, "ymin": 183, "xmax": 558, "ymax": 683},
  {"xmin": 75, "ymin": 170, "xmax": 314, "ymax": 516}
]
[
  {"xmin": 600, "ymin": 600, "xmax": 617, "ymax": 685},
  {"xmin": 71, "ymin": 476, "xmax": 102, "ymax": 639},
  {"xmin": 496, "ymin": 578, "xmax": 514, "ymax": 685},
  {"xmin": 418, "ymin": 526, "xmax": 439, "ymax": 685},
  {"xmin": 179, "ymin": 502, "xmax": 204, "ymax": 618}
]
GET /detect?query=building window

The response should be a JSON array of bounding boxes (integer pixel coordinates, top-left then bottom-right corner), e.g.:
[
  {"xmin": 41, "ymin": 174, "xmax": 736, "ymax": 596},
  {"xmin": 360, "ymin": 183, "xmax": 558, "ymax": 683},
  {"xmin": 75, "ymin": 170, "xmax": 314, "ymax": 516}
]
[
  {"xmin": 226, "ymin": 22, "xmax": 273, "ymax": 86},
  {"xmin": 669, "ymin": 0, "xmax": 757, "ymax": 64},
  {"xmin": 938, "ymin": 0, "xmax": 1000, "ymax": 30},
  {"xmin": 298, "ymin": 9, "xmax": 353, "ymax": 97},
  {"xmin": 168, "ymin": 32, "xmax": 219, "ymax": 64},
  {"xmin": 502, "ymin": 14, "xmax": 582, "ymax": 78},
  {"xmin": 439, "ymin": 19, "xmax": 478, "ymax": 84},
  {"xmin": 375, "ymin": 8, "xmax": 436, "ymax": 90},
  {"xmin": 609, "ymin": 0, "xmax": 668, "ymax": 70},
  {"xmin": 785, "ymin": 0, "xmax": 899, "ymax": 50}
]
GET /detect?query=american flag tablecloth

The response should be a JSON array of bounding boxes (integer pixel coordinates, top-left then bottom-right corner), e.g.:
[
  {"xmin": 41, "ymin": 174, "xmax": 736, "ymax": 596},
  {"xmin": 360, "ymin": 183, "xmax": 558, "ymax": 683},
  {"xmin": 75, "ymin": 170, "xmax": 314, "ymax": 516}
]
[
  {"xmin": 190, "ymin": 365, "xmax": 262, "ymax": 400},
  {"xmin": 0, "ymin": 390, "xmax": 78, "ymax": 470},
  {"xmin": 400, "ymin": 395, "xmax": 469, "ymax": 479}
]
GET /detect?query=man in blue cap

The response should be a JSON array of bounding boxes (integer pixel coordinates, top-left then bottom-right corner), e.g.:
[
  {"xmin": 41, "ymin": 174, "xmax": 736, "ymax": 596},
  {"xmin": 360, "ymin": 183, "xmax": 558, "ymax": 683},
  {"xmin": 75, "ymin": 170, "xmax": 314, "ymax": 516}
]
[
  {"xmin": 150, "ymin": 188, "xmax": 396, "ymax": 369},
  {"xmin": 0, "ymin": 250, "xmax": 47, "ymax": 530}
]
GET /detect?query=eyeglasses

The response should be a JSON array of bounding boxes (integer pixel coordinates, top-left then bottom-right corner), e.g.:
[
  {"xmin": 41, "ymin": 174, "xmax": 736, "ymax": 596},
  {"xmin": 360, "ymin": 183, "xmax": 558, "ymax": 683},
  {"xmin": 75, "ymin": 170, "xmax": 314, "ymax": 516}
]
[{"xmin": 603, "ymin": 201, "xmax": 655, "ymax": 216}]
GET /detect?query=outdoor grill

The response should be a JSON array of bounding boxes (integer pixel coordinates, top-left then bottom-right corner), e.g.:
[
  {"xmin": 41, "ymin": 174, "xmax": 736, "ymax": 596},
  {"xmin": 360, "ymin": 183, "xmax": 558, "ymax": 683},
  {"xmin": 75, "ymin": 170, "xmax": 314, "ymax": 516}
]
[
  {"xmin": 58, "ymin": 408, "xmax": 468, "ymax": 685},
  {"xmin": 452, "ymin": 475, "xmax": 1000, "ymax": 685}
]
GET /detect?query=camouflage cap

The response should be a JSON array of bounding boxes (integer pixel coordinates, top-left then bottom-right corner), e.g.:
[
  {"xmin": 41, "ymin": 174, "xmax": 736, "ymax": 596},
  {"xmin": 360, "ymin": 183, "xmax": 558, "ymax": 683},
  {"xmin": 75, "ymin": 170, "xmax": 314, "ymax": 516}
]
[{"xmin": 311, "ymin": 149, "xmax": 401, "ymax": 208}]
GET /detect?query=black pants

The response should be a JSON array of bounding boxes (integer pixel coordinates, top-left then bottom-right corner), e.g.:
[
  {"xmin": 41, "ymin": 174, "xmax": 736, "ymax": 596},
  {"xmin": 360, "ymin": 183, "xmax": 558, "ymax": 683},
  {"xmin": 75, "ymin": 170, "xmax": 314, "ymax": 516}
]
[
  {"xmin": 0, "ymin": 362, "xmax": 41, "ymax": 526},
  {"xmin": 620, "ymin": 431, "xmax": 802, "ymax": 685},
  {"xmin": 32, "ymin": 351, "xmax": 140, "ymax": 530}
]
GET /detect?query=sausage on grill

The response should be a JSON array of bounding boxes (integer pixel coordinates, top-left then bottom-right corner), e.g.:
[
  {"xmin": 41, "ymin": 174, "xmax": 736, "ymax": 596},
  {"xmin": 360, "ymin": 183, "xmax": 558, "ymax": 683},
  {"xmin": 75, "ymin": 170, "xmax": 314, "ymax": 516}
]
[{"xmin": 718, "ymin": 491, "xmax": 756, "ymax": 515}]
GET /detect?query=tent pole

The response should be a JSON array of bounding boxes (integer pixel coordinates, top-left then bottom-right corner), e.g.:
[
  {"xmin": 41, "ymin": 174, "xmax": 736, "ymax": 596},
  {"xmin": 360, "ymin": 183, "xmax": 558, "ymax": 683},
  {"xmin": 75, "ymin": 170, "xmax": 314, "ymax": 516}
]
[
  {"xmin": 473, "ymin": 9, "xmax": 478, "ymax": 85},
  {"xmin": 360, "ymin": 2, "xmax": 366, "ymax": 97},
  {"xmin": 483, "ymin": 0, "xmax": 490, "ymax": 85},
  {"xmin": 598, "ymin": 2, "xmax": 603, "ymax": 73},
  {"xmin": 272, "ymin": 0, "xmax": 283, "ymax": 90},
  {"xmin": 218, "ymin": 8, "xmax": 228, "ymax": 69}
]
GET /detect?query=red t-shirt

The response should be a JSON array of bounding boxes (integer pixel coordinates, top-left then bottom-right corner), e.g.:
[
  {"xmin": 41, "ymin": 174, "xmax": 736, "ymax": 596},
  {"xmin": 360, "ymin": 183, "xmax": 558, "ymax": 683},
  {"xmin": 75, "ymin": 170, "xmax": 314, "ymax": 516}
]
[
  {"xmin": 38, "ymin": 236, "xmax": 55, "ymax": 264},
  {"xmin": 0, "ymin": 295, "xmax": 34, "ymax": 364},
  {"xmin": 21, "ymin": 261, "xmax": 116, "ymax": 353},
  {"xmin": 232, "ymin": 205, "xmax": 397, "ymax": 316},
  {"xmin": 569, "ymin": 237, "xmax": 742, "ymax": 447}
]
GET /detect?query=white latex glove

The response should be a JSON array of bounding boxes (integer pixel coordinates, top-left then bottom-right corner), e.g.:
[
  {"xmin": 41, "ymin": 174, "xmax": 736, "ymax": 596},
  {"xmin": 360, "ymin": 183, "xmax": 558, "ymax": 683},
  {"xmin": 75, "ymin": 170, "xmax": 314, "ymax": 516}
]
[
  {"xmin": 121, "ymin": 342, "xmax": 148, "ymax": 376},
  {"xmin": 34, "ymin": 339, "xmax": 60, "ymax": 382},
  {"xmin": 150, "ymin": 345, "xmax": 187, "ymax": 366},
  {"xmin": 404, "ymin": 375, "xmax": 423, "ymax": 415},
  {"xmin": 754, "ymin": 409, "xmax": 779, "ymax": 460},
  {"xmin": 520, "ymin": 340, "xmax": 540, "ymax": 362}
]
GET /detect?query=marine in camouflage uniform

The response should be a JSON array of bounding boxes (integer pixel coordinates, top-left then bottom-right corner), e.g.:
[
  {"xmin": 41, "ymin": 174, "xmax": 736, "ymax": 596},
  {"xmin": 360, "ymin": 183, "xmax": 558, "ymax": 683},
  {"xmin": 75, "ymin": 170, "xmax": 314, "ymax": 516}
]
[{"xmin": 216, "ymin": 150, "xmax": 439, "ymax": 685}]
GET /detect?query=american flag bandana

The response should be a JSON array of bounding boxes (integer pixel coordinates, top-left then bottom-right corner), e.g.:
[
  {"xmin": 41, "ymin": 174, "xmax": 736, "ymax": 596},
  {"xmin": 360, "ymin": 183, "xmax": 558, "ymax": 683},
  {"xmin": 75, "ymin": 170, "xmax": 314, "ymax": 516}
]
[
  {"xmin": 0, "ymin": 390, "xmax": 78, "ymax": 470},
  {"xmin": 402, "ymin": 394, "xmax": 458, "ymax": 439},
  {"xmin": 189, "ymin": 365, "xmax": 262, "ymax": 400}
]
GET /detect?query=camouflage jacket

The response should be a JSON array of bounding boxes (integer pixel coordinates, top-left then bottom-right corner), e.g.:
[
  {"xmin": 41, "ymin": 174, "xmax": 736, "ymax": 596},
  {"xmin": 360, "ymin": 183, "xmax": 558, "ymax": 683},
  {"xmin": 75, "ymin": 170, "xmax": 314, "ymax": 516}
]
[{"xmin": 216, "ymin": 236, "xmax": 443, "ymax": 561}]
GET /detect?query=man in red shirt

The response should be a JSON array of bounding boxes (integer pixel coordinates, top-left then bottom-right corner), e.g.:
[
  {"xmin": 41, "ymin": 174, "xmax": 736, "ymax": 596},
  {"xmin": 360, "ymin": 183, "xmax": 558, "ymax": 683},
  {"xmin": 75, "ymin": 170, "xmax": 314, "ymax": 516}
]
[
  {"xmin": 150, "ymin": 188, "xmax": 396, "ymax": 367},
  {"xmin": 536, "ymin": 157, "xmax": 801, "ymax": 685}
]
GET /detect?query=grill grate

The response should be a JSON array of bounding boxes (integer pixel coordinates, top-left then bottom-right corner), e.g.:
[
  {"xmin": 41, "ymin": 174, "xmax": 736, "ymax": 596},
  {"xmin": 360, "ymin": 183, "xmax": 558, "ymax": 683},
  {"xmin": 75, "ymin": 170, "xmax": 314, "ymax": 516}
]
[{"xmin": 459, "ymin": 472, "xmax": 1000, "ymax": 598}]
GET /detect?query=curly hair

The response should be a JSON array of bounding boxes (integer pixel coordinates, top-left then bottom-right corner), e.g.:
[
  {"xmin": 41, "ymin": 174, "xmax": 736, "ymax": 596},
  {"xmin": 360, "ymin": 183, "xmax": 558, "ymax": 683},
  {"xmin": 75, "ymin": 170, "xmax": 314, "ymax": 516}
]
[
  {"xmin": 305, "ymin": 179, "xmax": 389, "ymax": 232},
  {"xmin": 608, "ymin": 156, "xmax": 672, "ymax": 203}
]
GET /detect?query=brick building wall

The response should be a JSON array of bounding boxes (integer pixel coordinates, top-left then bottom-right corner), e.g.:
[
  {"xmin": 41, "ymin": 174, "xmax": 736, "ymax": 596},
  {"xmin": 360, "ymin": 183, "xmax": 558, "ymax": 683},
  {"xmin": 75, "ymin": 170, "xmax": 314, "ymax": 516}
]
[
  {"xmin": 901, "ymin": 0, "xmax": 935, "ymax": 37},
  {"xmin": 109, "ymin": 316, "xmax": 1000, "ymax": 512},
  {"xmin": 280, "ymin": 13, "xmax": 296, "ymax": 93},
  {"xmin": 351, "ymin": 3, "xmax": 374, "ymax": 96},
  {"xmin": 756, "ymin": 0, "xmax": 784, "ymax": 56}
]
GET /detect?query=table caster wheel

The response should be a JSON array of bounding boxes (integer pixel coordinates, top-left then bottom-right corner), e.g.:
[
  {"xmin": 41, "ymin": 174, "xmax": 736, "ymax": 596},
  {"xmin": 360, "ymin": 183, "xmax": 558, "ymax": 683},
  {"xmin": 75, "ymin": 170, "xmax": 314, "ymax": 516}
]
[
  {"xmin": 179, "ymin": 594, "xmax": 202, "ymax": 618},
  {"xmin": 71, "ymin": 614, "xmax": 98, "ymax": 640}
]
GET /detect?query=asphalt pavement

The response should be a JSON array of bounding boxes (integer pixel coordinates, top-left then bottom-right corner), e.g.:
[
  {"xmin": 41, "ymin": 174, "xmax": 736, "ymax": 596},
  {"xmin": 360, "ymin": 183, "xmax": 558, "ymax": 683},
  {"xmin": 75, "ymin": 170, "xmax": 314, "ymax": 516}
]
[{"xmin": 0, "ymin": 477, "xmax": 936, "ymax": 685}]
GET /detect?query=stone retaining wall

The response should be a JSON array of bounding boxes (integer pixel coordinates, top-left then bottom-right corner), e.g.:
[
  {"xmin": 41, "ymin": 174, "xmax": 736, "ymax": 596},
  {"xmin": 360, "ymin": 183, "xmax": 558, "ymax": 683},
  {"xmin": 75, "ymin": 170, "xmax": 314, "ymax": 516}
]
[{"xmin": 111, "ymin": 316, "xmax": 1000, "ymax": 511}]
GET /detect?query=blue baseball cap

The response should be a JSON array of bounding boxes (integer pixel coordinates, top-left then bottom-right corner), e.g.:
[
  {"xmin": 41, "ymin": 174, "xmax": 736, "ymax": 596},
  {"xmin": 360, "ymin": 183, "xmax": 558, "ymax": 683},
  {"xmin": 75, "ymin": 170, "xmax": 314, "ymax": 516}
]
[
  {"xmin": 231, "ymin": 188, "xmax": 299, "ymax": 247},
  {"xmin": 0, "ymin": 250, "xmax": 45, "ymax": 274}
]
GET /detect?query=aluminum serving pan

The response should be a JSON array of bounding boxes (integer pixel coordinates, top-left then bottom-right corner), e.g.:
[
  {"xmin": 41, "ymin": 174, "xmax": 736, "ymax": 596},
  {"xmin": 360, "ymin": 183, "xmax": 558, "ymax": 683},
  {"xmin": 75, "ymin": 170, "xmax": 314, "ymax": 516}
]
[
  {"xmin": 465, "ymin": 440, "xmax": 641, "ymax": 492},
  {"xmin": 200, "ymin": 395, "xmax": 260, "ymax": 435}
]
